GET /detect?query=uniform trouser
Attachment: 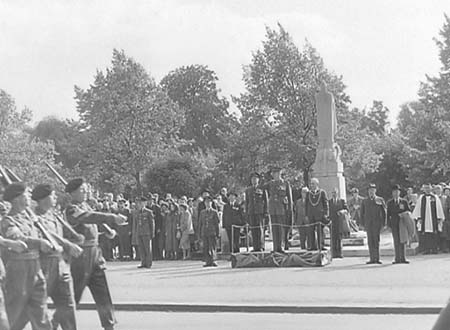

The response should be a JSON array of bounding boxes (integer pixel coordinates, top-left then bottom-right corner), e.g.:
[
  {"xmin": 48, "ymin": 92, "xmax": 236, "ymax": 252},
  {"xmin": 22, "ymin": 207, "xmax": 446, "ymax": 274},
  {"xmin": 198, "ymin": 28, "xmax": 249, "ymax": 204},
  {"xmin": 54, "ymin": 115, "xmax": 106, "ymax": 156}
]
[
  {"xmin": 99, "ymin": 235, "xmax": 113, "ymax": 261},
  {"xmin": 152, "ymin": 233, "xmax": 161, "ymax": 260},
  {"xmin": 137, "ymin": 235, "xmax": 152, "ymax": 268},
  {"xmin": 71, "ymin": 246, "xmax": 115, "ymax": 329},
  {"xmin": 367, "ymin": 227, "xmax": 381, "ymax": 261},
  {"xmin": 41, "ymin": 256, "xmax": 76, "ymax": 330},
  {"xmin": 0, "ymin": 279, "xmax": 9, "ymax": 330},
  {"xmin": 5, "ymin": 259, "xmax": 51, "ymax": 330},
  {"xmin": 248, "ymin": 214, "xmax": 264, "ymax": 251},
  {"xmin": 271, "ymin": 215, "xmax": 285, "ymax": 253},
  {"xmin": 117, "ymin": 227, "xmax": 131, "ymax": 259},
  {"xmin": 203, "ymin": 236, "xmax": 216, "ymax": 265},
  {"xmin": 391, "ymin": 223, "xmax": 405, "ymax": 262},
  {"xmin": 225, "ymin": 227, "xmax": 240, "ymax": 253},
  {"xmin": 331, "ymin": 220, "xmax": 342, "ymax": 258}
]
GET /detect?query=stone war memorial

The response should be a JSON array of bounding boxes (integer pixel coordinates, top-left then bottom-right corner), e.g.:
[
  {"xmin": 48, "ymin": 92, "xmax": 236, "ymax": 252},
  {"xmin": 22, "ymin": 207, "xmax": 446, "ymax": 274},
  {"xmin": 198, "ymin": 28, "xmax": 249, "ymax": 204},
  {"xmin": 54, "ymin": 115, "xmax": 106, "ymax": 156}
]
[{"xmin": 313, "ymin": 81, "xmax": 346, "ymax": 200}]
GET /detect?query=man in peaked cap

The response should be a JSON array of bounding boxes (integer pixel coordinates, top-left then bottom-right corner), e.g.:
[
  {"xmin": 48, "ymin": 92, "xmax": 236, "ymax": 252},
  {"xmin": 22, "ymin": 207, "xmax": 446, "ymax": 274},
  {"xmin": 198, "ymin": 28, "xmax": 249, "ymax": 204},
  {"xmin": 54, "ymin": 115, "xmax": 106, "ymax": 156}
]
[
  {"xmin": 64, "ymin": 178, "xmax": 126, "ymax": 330},
  {"xmin": 245, "ymin": 172, "xmax": 268, "ymax": 252},
  {"xmin": 386, "ymin": 184, "xmax": 411, "ymax": 264},
  {"xmin": 198, "ymin": 195, "xmax": 220, "ymax": 267},
  {"xmin": 131, "ymin": 196, "xmax": 154, "ymax": 268},
  {"xmin": 33, "ymin": 183, "xmax": 84, "ymax": 330},
  {"xmin": 265, "ymin": 166, "xmax": 293, "ymax": 253},
  {"xmin": 360, "ymin": 183, "xmax": 387, "ymax": 264}
]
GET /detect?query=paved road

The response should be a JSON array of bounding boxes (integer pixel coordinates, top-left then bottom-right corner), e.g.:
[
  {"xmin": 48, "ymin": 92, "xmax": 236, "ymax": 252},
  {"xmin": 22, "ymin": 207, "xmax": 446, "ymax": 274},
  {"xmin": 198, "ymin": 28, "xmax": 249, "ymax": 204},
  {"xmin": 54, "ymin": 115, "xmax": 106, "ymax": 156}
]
[
  {"xmin": 78, "ymin": 255, "xmax": 450, "ymax": 309},
  {"xmin": 73, "ymin": 311, "xmax": 436, "ymax": 330}
]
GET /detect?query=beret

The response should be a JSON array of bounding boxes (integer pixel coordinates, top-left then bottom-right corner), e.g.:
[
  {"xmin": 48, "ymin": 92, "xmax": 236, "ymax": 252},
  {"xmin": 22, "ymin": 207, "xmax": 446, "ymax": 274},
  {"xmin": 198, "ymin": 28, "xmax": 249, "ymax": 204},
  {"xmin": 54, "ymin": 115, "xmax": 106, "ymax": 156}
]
[
  {"xmin": 350, "ymin": 188, "xmax": 359, "ymax": 193},
  {"xmin": 201, "ymin": 189, "xmax": 211, "ymax": 194},
  {"xmin": 31, "ymin": 184, "xmax": 53, "ymax": 201},
  {"xmin": 3, "ymin": 182, "xmax": 26, "ymax": 202},
  {"xmin": 65, "ymin": 178, "xmax": 84, "ymax": 193},
  {"xmin": 368, "ymin": 183, "xmax": 377, "ymax": 189},
  {"xmin": 203, "ymin": 195, "xmax": 213, "ymax": 201},
  {"xmin": 250, "ymin": 172, "xmax": 261, "ymax": 179}
]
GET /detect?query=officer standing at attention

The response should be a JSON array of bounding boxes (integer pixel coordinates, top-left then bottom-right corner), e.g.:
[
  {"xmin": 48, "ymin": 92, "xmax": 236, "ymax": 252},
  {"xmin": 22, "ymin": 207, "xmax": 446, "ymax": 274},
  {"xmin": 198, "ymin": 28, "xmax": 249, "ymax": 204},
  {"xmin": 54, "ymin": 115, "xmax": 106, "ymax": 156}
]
[
  {"xmin": 65, "ymin": 178, "xmax": 126, "ymax": 330},
  {"xmin": 265, "ymin": 166, "xmax": 293, "ymax": 253},
  {"xmin": 360, "ymin": 183, "xmax": 387, "ymax": 264},
  {"xmin": 198, "ymin": 195, "xmax": 220, "ymax": 267},
  {"xmin": 131, "ymin": 196, "xmax": 155, "ymax": 269},
  {"xmin": 245, "ymin": 172, "xmax": 268, "ymax": 252}
]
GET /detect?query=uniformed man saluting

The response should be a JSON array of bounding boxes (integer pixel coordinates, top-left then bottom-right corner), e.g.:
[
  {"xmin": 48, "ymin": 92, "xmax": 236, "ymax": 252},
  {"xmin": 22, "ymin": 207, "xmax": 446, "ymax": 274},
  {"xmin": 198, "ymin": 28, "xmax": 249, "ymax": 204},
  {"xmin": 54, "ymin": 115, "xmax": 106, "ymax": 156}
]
[
  {"xmin": 265, "ymin": 166, "xmax": 293, "ymax": 253},
  {"xmin": 131, "ymin": 196, "xmax": 155, "ymax": 269},
  {"xmin": 245, "ymin": 172, "xmax": 268, "ymax": 252},
  {"xmin": 65, "ymin": 178, "xmax": 126, "ymax": 330},
  {"xmin": 32, "ymin": 183, "xmax": 84, "ymax": 330},
  {"xmin": 1, "ymin": 182, "xmax": 54, "ymax": 330}
]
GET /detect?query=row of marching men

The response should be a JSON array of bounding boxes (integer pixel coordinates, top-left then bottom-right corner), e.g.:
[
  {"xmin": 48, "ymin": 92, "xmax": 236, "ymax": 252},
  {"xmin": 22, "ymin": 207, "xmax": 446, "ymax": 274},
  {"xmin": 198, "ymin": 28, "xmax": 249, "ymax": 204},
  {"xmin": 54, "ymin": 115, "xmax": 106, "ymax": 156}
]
[{"xmin": 0, "ymin": 178, "xmax": 126, "ymax": 330}]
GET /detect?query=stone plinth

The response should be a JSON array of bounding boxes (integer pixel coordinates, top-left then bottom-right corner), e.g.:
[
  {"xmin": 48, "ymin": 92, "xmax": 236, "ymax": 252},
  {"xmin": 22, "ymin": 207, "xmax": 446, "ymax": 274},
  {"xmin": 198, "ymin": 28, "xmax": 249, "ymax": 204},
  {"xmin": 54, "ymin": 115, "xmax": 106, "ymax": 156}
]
[{"xmin": 312, "ymin": 143, "xmax": 346, "ymax": 200}]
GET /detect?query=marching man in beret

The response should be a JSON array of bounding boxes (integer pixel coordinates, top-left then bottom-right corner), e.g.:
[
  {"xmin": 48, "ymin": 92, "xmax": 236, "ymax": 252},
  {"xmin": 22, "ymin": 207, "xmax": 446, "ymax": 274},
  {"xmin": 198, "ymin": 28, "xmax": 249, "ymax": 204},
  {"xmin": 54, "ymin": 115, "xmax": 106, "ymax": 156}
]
[
  {"xmin": 361, "ymin": 183, "xmax": 387, "ymax": 264},
  {"xmin": 32, "ymin": 183, "xmax": 84, "ymax": 330},
  {"xmin": 64, "ymin": 178, "xmax": 126, "ymax": 330},
  {"xmin": 1, "ymin": 182, "xmax": 55, "ymax": 330}
]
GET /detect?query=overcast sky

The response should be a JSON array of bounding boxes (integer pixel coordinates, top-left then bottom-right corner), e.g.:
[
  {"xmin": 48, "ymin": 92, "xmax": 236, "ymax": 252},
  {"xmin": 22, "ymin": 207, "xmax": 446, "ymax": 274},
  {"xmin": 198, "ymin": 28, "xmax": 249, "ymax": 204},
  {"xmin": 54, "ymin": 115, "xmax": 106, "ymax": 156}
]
[{"xmin": 1, "ymin": 0, "xmax": 449, "ymax": 125}]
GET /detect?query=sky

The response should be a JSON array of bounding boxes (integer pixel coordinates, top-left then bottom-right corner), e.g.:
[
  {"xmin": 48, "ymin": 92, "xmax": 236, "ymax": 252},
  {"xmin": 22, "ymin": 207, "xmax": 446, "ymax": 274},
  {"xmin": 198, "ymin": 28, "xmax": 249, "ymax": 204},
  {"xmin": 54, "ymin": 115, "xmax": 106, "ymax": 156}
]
[{"xmin": 1, "ymin": 0, "xmax": 449, "ymax": 126}]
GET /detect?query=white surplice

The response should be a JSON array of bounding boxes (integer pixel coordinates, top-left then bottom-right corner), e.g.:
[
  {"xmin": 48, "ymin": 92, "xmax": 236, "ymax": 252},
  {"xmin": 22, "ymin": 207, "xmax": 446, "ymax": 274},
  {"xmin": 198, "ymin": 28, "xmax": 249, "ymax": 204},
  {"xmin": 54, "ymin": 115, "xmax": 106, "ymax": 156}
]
[{"xmin": 412, "ymin": 194, "xmax": 445, "ymax": 232}]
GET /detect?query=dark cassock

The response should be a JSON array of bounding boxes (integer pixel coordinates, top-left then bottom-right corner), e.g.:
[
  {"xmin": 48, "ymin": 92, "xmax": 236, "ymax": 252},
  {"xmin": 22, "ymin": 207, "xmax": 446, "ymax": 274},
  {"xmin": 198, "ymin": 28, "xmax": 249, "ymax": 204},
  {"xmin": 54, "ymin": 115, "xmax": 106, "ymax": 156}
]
[
  {"xmin": 412, "ymin": 191, "xmax": 445, "ymax": 254},
  {"xmin": 328, "ymin": 192, "xmax": 348, "ymax": 258}
]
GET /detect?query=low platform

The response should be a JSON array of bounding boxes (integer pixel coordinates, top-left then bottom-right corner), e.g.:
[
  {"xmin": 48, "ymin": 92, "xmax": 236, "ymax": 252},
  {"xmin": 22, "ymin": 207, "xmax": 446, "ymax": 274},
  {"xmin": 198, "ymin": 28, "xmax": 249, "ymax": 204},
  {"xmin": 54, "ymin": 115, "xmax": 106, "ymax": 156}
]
[{"xmin": 230, "ymin": 250, "xmax": 331, "ymax": 268}]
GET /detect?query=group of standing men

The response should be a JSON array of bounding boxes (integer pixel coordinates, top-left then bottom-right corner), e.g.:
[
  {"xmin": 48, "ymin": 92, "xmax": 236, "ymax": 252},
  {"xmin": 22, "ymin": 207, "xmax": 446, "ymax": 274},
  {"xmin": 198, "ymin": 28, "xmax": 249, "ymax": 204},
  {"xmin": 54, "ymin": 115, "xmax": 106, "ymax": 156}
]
[{"xmin": 0, "ymin": 177, "xmax": 126, "ymax": 330}]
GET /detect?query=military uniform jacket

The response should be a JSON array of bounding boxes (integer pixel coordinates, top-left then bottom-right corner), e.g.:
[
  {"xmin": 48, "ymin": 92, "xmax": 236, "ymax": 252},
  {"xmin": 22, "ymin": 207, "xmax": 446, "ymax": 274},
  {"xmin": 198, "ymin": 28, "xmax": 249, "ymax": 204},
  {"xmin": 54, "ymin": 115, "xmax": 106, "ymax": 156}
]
[
  {"xmin": 360, "ymin": 196, "xmax": 387, "ymax": 230},
  {"xmin": 1, "ymin": 211, "xmax": 43, "ymax": 258},
  {"xmin": 131, "ymin": 208, "xmax": 155, "ymax": 241},
  {"xmin": 65, "ymin": 201, "xmax": 118, "ymax": 246},
  {"xmin": 386, "ymin": 198, "xmax": 410, "ymax": 228},
  {"xmin": 245, "ymin": 185, "xmax": 268, "ymax": 216},
  {"xmin": 199, "ymin": 208, "xmax": 220, "ymax": 238},
  {"xmin": 222, "ymin": 202, "xmax": 244, "ymax": 229},
  {"xmin": 265, "ymin": 179, "xmax": 293, "ymax": 218}
]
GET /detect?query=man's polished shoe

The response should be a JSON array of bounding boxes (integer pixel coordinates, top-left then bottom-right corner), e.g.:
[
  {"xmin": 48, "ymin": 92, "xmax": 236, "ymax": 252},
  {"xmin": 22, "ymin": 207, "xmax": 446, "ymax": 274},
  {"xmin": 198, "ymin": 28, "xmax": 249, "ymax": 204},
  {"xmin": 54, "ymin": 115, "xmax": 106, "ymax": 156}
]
[
  {"xmin": 392, "ymin": 260, "xmax": 401, "ymax": 264},
  {"xmin": 137, "ymin": 265, "xmax": 146, "ymax": 269},
  {"xmin": 401, "ymin": 260, "xmax": 410, "ymax": 264},
  {"xmin": 375, "ymin": 260, "xmax": 382, "ymax": 264},
  {"xmin": 211, "ymin": 262, "xmax": 218, "ymax": 267},
  {"xmin": 366, "ymin": 260, "xmax": 374, "ymax": 264}
]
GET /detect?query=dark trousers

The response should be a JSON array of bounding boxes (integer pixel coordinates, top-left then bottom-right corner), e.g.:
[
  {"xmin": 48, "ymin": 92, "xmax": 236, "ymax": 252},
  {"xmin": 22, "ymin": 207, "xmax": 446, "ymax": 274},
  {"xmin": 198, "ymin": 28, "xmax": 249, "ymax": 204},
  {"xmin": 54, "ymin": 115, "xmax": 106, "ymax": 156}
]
[
  {"xmin": 137, "ymin": 235, "xmax": 152, "ymax": 268},
  {"xmin": 203, "ymin": 235, "xmax": 217, "ymax": 265},
  {"xmin": 225, "ymin": 227, "xmax": 240, "ymax": 253},
  {"xmin": 117, "ymin": 227, "xmax": 131, "ymax": 259},
  {"xmin": 152, "ymin": 232, "xmax": 162, "ymax": 260},
  {"xmin": 331, "ymin": 221, "xmax": 342, "ymax": 258},
  {"xmin": 248, "ymin": 214, "xmax": 264, "ymax": 251},
  {"xmin": 271, "ymin": 215, "xmax": 285, "ymax": 253},
  {"xmin": 99, "ymin": 235, "xmax": 113, "ymax": 261},
  {"xmin": 367, "ymin": 227, "xmax": 381, "ymax": 262},
  {"xmin": 5, "ymin": 259, "xmax": 51, "ymax": 330},
  {"xmin": 308, "ymin": 215, "xmax": 325, "ymax": 250},
  {"xmin": 391, "ymin": 223, "xmax": 406, "ymax": 262},
  {"xmin": 298, "ymin": 226, "xmax": 308, "ymax": 250},
  {"xmin": 41, "ymin": 256, "xmax": 76, "ymax": 330},
  {"xmin": 71, "ymin": 246, "xmax": 115, "ymax": 329}
]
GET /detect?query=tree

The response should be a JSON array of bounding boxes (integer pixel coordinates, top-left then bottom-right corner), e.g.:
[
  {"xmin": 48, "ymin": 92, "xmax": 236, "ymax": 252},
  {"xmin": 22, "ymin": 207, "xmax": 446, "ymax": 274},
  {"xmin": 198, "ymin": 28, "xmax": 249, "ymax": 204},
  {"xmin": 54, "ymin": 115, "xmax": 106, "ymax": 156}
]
[
  {"xmin": 398, "ymin": 15, "xmax": 450, "ymax": 185},
  {"xmin": 0, "ymin": 89, "xmax": 58, "ymax": 187},
  {"xmin": 231, "ymin": 24, "xmax": 351, "ymax": 183},
  {"xmin": 31, "ymin": 117, "xmax": 81, "ymax": 168},
  {"xmin": 74, "ymin": 49, "xmax": 184, "ymax": 193},
  {"xmin": 160, "ymin": 65, "xmax": 236, "ymax": 151}
]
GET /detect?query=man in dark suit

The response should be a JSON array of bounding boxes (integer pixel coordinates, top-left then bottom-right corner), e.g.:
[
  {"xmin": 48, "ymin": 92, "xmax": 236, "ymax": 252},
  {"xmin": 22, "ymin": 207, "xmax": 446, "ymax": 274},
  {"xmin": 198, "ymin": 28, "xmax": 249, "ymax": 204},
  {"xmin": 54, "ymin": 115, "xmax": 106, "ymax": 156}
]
[
  {"xmin": 222, "ymin": 192, "xmax": 244, "ymax": 253},
  {"xmin": 387, "ymin": 184, "xmax": 411, "ymax": 264},
  {"xmin": 305, "ymin": 178, "xmax": 329, "ymax": 251},
  {"xmin": 329, "ymin": 187, "xmax": 348, "ymax": 258},
  {"xmin": 245, "ymin": 172, "xmax": 268, "ymax": 252},
  {"xmin": 360, "ymin": 183, "xmax": 387, "ymax": 264}
]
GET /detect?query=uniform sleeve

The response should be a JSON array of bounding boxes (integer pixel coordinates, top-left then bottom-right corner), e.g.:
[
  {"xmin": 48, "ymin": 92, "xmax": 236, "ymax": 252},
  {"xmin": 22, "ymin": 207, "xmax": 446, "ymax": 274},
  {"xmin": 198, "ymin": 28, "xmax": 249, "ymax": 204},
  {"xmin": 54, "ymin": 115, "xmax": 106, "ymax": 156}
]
[
  {"xmin": 66, "ymin": 204, "xmax": 118, "ymax": 226},
  {"xmin": 386, "ymin": 201, "xmax": 392, "ymax": 228},
  {"xmin": 381, "ymin": 198, "xmax": 387, "ymax": 226},
  {"xmin": 1, "ymin": 216, "xmax": 42, "ymax": 250},
  {"xmin": 149, "ymin": 212, "xmax": 155, "ymax": 239},
  {"xmin": 215, "ymin": 212, "xmax": 220, "ymax": 237}
]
